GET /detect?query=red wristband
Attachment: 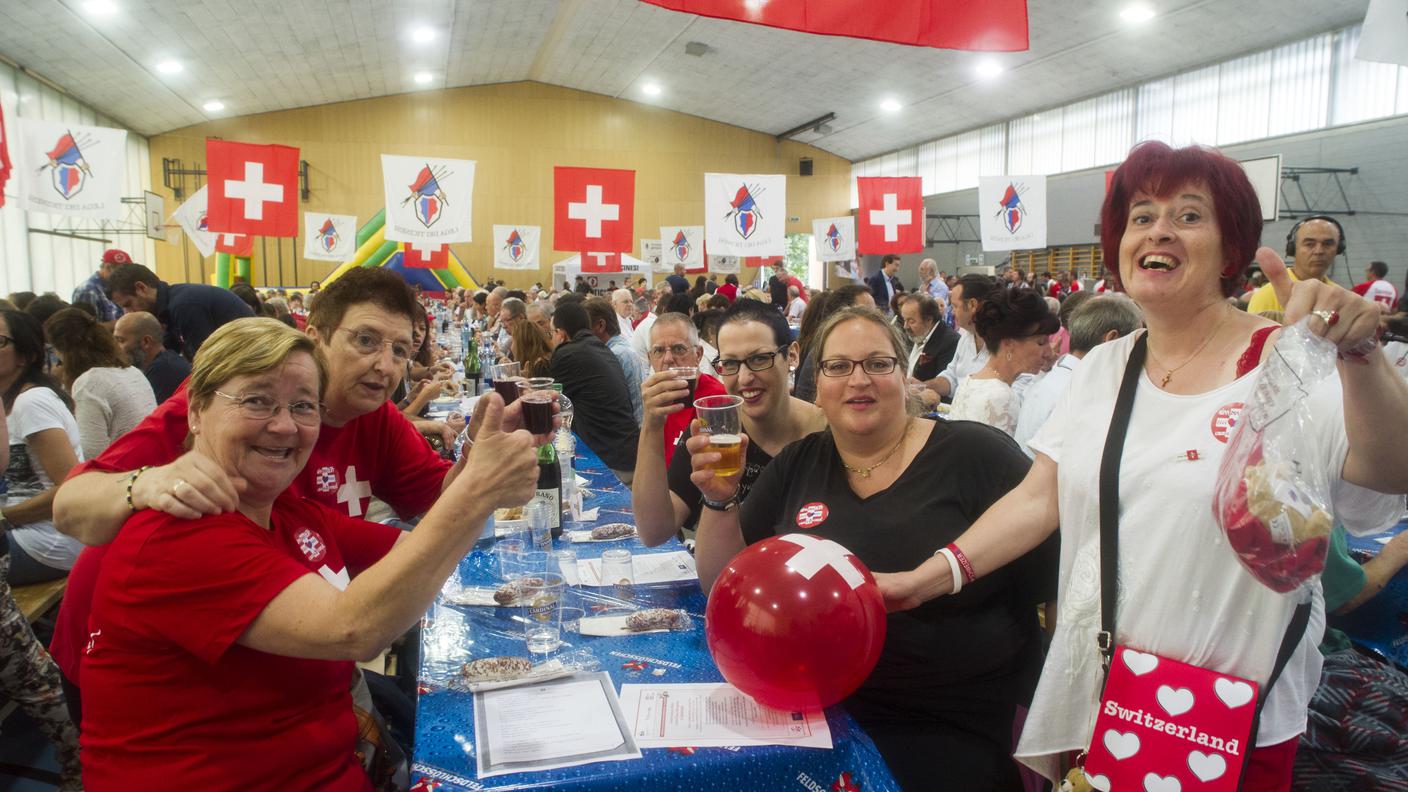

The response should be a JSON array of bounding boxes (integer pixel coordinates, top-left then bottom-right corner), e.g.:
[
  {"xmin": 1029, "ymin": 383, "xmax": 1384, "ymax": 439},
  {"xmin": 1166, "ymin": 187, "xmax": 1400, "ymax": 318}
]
[{"xmin": 947, "ymin": 542, "xmax": 977, "ymax": 584}]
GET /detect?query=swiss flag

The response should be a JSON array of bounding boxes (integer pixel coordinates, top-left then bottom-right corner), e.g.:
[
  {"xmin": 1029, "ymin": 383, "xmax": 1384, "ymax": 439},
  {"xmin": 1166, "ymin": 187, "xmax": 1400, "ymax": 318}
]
[
  {"xmin": 857, "ymin": 177, "xmax": 924, "ymax": 254},
  {"xmin": 206, "ymin": 139, "xmax": 300, "ymax": 237},
  {"xmin": 581, "ymin": 252, "xmax": 622, "ymax": 273},
  {"xmin": 554, "ymin": 167, "xmax": 634, "ymax": 253},
  {"xmin": 214, "ymin": 231, "xmax": 254, "ymax": 256},
  {"xmin": 0, "ymin": 101, "xmax": 10, "ymax": 208},
  {"xmin": 403, "ymin": 241, "xmax": 448, "ymax": 269}
]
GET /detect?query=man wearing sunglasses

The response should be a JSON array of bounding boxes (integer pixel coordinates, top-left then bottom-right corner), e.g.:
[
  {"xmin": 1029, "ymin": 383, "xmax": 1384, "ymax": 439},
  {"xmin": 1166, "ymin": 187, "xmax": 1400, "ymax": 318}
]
[
  {"xmin": 48, "ymin": 268, "xmax": 553, "ymax": 726},
  {"xmin": 633, "ymin": 301, "xmax": 825, "ymax": 546}
]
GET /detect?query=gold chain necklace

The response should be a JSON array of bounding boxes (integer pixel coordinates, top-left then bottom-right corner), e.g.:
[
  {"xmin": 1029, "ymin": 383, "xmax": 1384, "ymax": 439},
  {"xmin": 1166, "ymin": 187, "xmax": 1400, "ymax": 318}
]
[
  {"xmin": 841, "ymin": 422, "xmax": 910, "ymax": 478},
  {"xmin": 1149, "ymin": 310, "xmax": 1230, "ymax": 388}
]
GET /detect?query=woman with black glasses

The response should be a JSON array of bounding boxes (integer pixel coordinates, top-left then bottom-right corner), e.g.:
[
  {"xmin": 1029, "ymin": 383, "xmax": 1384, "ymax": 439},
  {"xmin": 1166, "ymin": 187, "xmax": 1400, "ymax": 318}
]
[
  {"xmin": 691, "ymin": 306, "xmax": 1058, "ymax": 791},
  {"xmin": 632, "ymin": 299, "xmax": 824, "ymax": 546}
]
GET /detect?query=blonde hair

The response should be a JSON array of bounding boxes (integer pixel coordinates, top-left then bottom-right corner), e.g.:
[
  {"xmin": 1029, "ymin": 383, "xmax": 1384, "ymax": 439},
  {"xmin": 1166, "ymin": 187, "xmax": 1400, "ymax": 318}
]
[{"xmin": 188, "ymin": 318, "xmax": 327, "ymax": 412}]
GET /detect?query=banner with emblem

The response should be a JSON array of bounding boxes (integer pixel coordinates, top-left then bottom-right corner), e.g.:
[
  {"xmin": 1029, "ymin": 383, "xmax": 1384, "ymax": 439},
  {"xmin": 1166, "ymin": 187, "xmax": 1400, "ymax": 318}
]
[
  {"xmin": 171, "ymin": 185, "xmax": 216, "ymax": 257},
  {"xmin": 704, "ymin": 173, "xmax": 787, "ymax": 257},
  {"xmin": 659, "ymin": 225, "xmax": 704, "ymax": 269},
  {"xmin": 979, "ymin": 175, "xmax": 1047, "ymax": 251},
  {"xmin": 812, "ymin": 216, "xmax": 856, "ymax": 262},
  {"xmin": 15, "ymin": 118, "xmax": 127, "ymax": 219},
  {"xmin": 492, "ymin": 224, "xmax": 541, "ymax": 270},
  {"xmin": 707, "ymin": 254, "xmax": 741, "ymax": 274},
  {"xmin": 640, "ymin": 238, "xmax": 663, "ymax": 272},
  {"xmin": 381, "ymin": 154, "xmax": 476, "ymax": 244},
  {"xmin": 302, "ymin": 212, "xmax": 357, "ymax": 262}
]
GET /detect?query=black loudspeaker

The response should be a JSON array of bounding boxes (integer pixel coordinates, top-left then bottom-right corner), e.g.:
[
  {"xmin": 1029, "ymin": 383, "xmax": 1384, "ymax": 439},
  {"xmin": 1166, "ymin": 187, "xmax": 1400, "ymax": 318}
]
[{"xmin": 799, "ymin": 158, "xmax": 813, "ymax": 177}]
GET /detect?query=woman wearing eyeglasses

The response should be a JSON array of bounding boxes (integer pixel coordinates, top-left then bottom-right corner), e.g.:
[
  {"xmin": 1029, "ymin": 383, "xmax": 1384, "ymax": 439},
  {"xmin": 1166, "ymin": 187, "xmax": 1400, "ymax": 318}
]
[
  {"xmin": 692, "ymin": 306, "xmax": 1057, "ymax": 790},
  {"xmin": 633, "ymin": 300, "xmax": 825, "ymax": 546},
  {"xmin": 80, "ymin": 318, "xmax": 539, "ymax": 790}
]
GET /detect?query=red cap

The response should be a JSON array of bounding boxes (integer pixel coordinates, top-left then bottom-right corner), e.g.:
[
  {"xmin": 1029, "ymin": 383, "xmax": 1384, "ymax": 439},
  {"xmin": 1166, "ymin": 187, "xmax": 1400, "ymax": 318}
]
[{"xmin": 101, "ymin": 249, "xmax": 132, "ymax": 266}]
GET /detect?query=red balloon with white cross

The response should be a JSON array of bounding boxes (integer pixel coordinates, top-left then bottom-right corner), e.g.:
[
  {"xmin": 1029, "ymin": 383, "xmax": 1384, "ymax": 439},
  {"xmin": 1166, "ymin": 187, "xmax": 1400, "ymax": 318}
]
[{"xmin": 705, "ymin": 533, "xmax": 887, "ymax": 711}]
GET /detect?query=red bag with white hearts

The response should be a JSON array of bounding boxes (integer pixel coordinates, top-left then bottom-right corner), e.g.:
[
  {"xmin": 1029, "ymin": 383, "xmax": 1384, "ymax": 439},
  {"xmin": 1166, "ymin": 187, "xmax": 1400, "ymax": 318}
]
[{"xmin": 1212, "ymin": 318, "xmax": 1338, "ymax": 593}]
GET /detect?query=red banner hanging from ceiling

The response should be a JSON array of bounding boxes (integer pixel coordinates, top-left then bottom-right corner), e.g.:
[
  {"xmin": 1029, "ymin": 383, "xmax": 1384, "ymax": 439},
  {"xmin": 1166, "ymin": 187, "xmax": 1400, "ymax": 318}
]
[{"xmin": 639, "ymin": 0, "xmax": 1028, "ymax": 52}]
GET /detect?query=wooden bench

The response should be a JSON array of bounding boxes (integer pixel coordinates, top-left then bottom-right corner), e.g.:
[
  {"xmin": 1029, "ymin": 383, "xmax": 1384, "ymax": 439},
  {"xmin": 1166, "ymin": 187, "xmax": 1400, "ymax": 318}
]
[{"xmin": 11, "ymin": 576, "xmax": 67, "ymax": 624}]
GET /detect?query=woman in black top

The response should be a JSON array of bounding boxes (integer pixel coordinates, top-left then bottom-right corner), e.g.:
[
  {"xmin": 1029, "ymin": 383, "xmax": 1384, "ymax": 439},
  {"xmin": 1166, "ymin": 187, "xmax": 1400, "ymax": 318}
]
[{"xmin": 692, "ymin": 306, "xmax": 1056, "ymax": 791}]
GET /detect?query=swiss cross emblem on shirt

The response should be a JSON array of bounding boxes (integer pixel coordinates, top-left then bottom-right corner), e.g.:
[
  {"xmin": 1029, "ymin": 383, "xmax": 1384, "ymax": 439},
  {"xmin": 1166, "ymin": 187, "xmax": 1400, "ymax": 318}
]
[
  {"xmin": 295, "ymin": 528, "xmax": 327, "ymax": 564},
  {"xmin": 315, "ymin": 466, "xmax": 338, "ymax": 493}
]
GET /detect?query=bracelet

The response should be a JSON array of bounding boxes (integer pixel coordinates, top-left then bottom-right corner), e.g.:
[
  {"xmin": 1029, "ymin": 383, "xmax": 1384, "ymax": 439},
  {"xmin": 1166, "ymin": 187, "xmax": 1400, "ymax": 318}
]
[
  {"xmin": 947, "ymin": 542, "xmax": 977, "ymax": 585},
  {"xmin": 126, "ymin": 466, "xmax": 154, "ymax": 512},
  {"xmin": 934, "ymin": 547, "xmax": 963, "ymax": 595},
  {"xmin": 702, "ymin": 491, "xmax": 740, "ymax": 512}
]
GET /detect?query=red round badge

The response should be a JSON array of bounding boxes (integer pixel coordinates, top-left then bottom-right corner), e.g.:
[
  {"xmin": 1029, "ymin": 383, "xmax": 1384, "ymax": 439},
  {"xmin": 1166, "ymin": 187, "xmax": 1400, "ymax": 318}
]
[
  {"xmin": 795, "ymin": 502, "xmax": 829, "ymax": 530},
  {"xmin": 1210, "ymin": 402, "xmax": 1245, "ymax": 444}
]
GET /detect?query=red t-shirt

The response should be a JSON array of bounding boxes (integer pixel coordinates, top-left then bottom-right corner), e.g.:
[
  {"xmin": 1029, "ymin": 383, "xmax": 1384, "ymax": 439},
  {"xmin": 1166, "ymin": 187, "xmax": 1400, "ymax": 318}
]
[
  {"xmin": 81, "ymin": 492, "xmax": 399, "ymax": 790},
  {"xmin": 50, "ymin": 387, "xmax": 451, "ymax": 684},
  {"xmin": 662, "ymin": 373, "xmax": 726, "ymax": 465}
]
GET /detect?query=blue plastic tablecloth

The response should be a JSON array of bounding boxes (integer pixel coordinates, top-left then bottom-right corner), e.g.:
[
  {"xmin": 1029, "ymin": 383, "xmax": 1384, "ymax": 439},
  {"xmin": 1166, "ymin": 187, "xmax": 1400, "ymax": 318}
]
[
  {"xmin": 1336, "ymin": 518, "xmax": 1408, "ymax": 669},
  {"xmin": 410, "ymin": 443, "xmax": 899, "ymax": 792}
]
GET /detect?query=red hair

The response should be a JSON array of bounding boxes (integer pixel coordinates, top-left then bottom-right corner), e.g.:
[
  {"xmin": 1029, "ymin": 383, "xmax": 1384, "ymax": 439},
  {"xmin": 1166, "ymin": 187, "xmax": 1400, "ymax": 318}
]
[{"xmin": 1100, "ymin": 141, "xmax": 1263, "ymax": 297}]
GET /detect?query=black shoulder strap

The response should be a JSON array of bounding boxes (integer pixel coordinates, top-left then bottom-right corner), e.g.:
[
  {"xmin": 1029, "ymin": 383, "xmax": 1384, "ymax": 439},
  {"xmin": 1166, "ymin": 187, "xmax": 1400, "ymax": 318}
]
[{"xmin": 1097, "ymin": 333, "xmax": 1148, "ymax": 667}]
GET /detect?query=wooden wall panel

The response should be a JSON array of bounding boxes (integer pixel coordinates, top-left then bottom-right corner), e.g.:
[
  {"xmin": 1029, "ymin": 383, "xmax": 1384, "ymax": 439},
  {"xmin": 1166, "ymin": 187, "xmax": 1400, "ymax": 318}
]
[{"xmin": 147, "ymin": 81, "xmax": 852, "ymax": 289}]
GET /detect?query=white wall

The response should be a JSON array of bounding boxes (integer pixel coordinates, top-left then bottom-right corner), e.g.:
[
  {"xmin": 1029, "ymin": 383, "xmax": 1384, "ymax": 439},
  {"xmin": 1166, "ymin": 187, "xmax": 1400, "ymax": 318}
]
[{"xmin": 0, "ymin": 61, "xmax": 155, "ymax": 298}]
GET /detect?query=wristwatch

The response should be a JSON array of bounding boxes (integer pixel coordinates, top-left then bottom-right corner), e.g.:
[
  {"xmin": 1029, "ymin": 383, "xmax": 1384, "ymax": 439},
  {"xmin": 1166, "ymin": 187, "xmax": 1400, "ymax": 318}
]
[{"xmin": 702, "ymin": 493, "xmax": 740, "ymax": 512}]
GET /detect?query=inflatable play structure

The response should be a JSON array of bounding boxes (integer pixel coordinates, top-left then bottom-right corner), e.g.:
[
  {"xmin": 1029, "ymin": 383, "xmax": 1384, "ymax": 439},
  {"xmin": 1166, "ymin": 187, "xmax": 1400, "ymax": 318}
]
[{"xmin": 319, "ymin": 209, "xmax": 480, "ymax": 293}]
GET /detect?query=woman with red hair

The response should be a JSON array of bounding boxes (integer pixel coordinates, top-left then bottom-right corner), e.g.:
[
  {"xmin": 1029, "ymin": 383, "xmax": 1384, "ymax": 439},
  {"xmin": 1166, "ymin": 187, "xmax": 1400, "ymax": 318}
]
[{"xmin": 875, "ymin": 142, "xmax": 1408, "ymax": 788}]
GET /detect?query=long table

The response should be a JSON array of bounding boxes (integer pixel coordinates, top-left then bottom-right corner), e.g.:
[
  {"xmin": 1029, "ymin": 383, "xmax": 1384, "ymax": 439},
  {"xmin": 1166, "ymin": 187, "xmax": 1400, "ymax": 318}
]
[
  {"xmin": 410, "ymin": 443, "xmax": 899, "ymax": 791},
  {"xmin": 1336, "ymin": 518, "xmax": 1408, "ymax": 669}
]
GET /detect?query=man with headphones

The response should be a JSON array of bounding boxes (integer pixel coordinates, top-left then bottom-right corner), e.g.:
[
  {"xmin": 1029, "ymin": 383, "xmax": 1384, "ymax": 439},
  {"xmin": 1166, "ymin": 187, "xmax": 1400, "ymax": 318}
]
[{"xmin": 1247, "ymin": 215, "xmax": 1345, "ymax": 316}]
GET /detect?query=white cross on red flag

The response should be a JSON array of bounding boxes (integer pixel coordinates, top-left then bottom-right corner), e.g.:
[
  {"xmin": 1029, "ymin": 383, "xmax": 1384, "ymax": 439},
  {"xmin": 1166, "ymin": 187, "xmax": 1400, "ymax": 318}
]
[
  {"xmin": 403, "ymin": 241, "xmax": 448, "ymax": 269},
  {"xmin": 554, "ymin": 166, "xmax": 634, "ymax": 253},
  {"xmin": 206, "ymin": 139, "xmax": 300, "ymax": 237},
  {"xmin": 580, "ymin": 251, "xmax": 622, "ymax": 273},
  {"xmin": 856, "ymin": 177, "xmax": 923, "ymax": 254},
  {"xmin": 214, "ymin": 231, "xmax": 253, "ymax": 257}
]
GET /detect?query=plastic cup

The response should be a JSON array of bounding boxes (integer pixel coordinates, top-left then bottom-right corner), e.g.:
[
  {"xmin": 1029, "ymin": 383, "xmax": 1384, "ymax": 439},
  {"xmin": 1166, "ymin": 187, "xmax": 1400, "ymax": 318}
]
[
  {"xmin": 496, "ymin": 538, "xmax": 526, "ymax": 581},
  {"xmin": 600, "ymin": 549, "xmax": 635, "ymax": 602},
  {"xmin": 523, "ymin": 573, "xmax": 565, "ymax": 655},
  {"xmin": 551, "ymin": 549, "xmax": 579, "ymax": 585},
  {"xmin": 668, "ymin": 367, "xmax": 699, "ymax": 407},
  {"xmin": 694, "ymin": 394, "xmax": 744, "ymax": 477},
  {"xmin": 525, "ymin": 501, "xmax": 553, "ymax": 551}
]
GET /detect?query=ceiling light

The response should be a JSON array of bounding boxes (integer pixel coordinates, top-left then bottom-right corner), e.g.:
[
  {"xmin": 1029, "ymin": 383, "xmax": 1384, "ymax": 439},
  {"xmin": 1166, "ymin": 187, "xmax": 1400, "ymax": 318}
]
[
  {"xmin": 642, "ymin": 82, "xmax": 662, "ymax": 96},
  {"xmin": 1120, "ymin": 4, "xmax": 1156, "ymax": 23},
  {"xmin": 414, "ymin": 72, "xmax": 434, "ymax": 85},
  {"xmin": 203, "ymin": 100, "xmax": 224, "ymax": 112},
  {"xmin": 975, "ymin": 59, "xmax": 1004, "ymax": 78},
  {"xmin": 879, "ymin": 98, "xmax": 903, "ymax": 113},
  {"xmin": 411, "ymin": 26, "xmax": 436, "ymax": 43},
  {"xmin": 156, "ymin": 60, "xmax": 183, "ymax": 75},
  {"xmin": 82, "ymin": 0, "xmax": 118, "ymax": 16}
]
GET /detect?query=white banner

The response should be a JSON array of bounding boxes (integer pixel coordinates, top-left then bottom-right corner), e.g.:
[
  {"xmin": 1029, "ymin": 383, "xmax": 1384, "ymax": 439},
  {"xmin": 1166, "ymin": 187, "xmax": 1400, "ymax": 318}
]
[
  {"xmin": 1356, "ymin": 0, "xmax": 1408, "ymax": 67},
  {"xmin": 659, "ymin": 225, "xmax": 704, "ymax": 269},
  {"xmin": 493, "ymin": 224, "xmax": 541, "ymax": 270},
  {"xmin": 381, "ymin": 154, "xmax": 475, "ymax": 243},
  {"xmin": 302, "ymin": 212, "xmax": 357, "ymax": 262},
  {"xmin": 640, "ymin": 239, "xmax": 663, "ymax": 272},
  {"xmin": 811, "ymin": 216, "xmax": 856, "ymax": 262},
  {"xmin": 703, "ymin": 173, "xmax": 786, "ymax": 256},
  {"xmin": 708, "ymin": 254, "xmax": 741, "ymax": 274},
  {"xmin": 16, "ymin": 118, "xmax": 127, "ymax": 219},
  {"xmin": 171, "ymin": 185, "xmax": 216, "ymax": 258},
  {"xmin": 979, "ymin": 175, "xmax": 1047, "ymax": 252},
  {"xmin": 551, "ymin": 253, "xmax": 652, "ymax": 290}
]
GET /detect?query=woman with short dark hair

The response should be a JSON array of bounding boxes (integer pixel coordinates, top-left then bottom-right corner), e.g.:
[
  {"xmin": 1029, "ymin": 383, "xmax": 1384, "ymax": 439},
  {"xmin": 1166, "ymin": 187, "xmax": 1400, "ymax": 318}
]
[{"xmin": 948, "ymin": 289, "xmax": 1058, "ymax": 435}]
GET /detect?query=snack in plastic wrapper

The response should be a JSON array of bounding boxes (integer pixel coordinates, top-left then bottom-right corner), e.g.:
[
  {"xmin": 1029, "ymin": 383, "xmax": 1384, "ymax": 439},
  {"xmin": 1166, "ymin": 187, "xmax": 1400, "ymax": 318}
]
[{"xmin": 1213, "ymin": 319, "xmax": 1338, "ymax": 593}]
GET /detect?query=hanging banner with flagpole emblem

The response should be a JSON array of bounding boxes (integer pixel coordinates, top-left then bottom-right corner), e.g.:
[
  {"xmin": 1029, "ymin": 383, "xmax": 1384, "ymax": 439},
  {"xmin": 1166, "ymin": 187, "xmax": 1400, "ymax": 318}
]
[
  {"xmin": 303, "ymin": 212, "xmax": 357, "ymax": 262},
  {"xmin": 493, "ymin": 225, "xmax": 542, "ymax": 270},
  {"xmin": 812, "ymin": 216, "xmax": 857, "ymax": 262},
  {"xmin": 381, "ymin": 154, "xmax": 476, "ymax": 244},
  {"xmin": 659, "ymin": 225, "xmax": 704, "ymax": 269},
  {"xmin": 171, "ymin": 185, "xmax": 216, "ymax": 257},
  {"xmin": 704, "ymin": 173, "xmax": 787, "ymax": 257},
  {"xmin": 15, "ymin": 118, "xmax": 127, "ymax": 219},
  {"xmin": 979, "ymin": 175, "xmax": 1047, "ymax": 251}
]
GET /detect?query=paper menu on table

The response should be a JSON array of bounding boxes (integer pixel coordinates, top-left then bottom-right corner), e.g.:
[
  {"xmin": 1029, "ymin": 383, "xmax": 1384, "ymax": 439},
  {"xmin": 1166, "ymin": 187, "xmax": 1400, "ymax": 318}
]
[
  {"xmin": 475, "ymin": 672, "xmax": 641, "ymax": 778},
  {"xmin": 576, "ymin": 551, "xmax": 697, "ymax": 586},
  {"xmin": 618, "ymin": 683, "xmax": 833, "ymax": 749}
]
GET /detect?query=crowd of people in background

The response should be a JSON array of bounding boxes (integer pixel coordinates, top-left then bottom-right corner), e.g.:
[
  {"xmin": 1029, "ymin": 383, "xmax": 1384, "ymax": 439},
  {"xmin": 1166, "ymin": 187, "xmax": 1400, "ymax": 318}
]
[{"xmin": 3, "ymin": 142, "xmax": 1408, "ymax": 790}]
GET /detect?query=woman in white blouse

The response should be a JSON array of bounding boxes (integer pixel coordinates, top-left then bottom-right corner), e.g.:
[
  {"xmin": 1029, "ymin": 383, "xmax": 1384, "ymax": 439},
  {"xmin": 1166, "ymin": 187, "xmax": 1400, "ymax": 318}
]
[
  {"xmin": 44, "ymin": 308, "xmax": 156, "ymax": 460},
  {"xmin": 947, "ymin": 288, "xmax": 1057, "ymax": 435}
]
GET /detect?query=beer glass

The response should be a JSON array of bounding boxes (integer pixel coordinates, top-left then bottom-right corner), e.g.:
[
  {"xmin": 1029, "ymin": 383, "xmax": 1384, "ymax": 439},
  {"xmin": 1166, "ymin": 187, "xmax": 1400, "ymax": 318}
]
[{"xmin": 694, "ymin": 394, "xmax": 744, "ymax": 477}]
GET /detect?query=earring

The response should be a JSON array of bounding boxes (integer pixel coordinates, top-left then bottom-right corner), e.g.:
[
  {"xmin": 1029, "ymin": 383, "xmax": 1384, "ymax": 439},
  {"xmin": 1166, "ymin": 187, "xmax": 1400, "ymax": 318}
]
[{"xmin": 1006, "ymin": 351, "xmax": 1013, "ymax": 362}]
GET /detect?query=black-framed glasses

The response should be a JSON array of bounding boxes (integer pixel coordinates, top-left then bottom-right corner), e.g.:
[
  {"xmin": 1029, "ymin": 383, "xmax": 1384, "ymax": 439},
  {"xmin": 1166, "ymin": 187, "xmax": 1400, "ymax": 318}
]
[
  {"xmin": 714, "ymin": 345, "xmax": 790, "ymax": 376},
  {"xmin": 339, "ymin": 327, "xmax": 411, "ymax": 363},
  {"xmin": 818, "ymin": 356, "xmax": 900, "ymax": 378},
  {"xmin": 214, "ymin": 391, "xmax": 324, "ymax": 427}
]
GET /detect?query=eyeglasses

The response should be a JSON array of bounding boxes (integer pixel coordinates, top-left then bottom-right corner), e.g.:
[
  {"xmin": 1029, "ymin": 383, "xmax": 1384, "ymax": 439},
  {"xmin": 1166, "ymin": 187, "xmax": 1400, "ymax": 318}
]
[
  {"xmin": 714, "ymin": 345, "xmax": 789, "ymax": 376},
  {"xmin": 339, "ymin": 327, "xmax": 411, "ymax": 363},
  {"xmin": 818, "ymin": 356, "xmax": 900, "ymax": 378},
  {"xmin": 0, "ymin": 335, "xmax": 12, "ymax": 349},
  {"xmin": 648, "ymin": 343, "xmax": 694, "ymax": 359},
  {"xmin": 214, "ymin": 391, "xmax": 324, "ymax": 427}
]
